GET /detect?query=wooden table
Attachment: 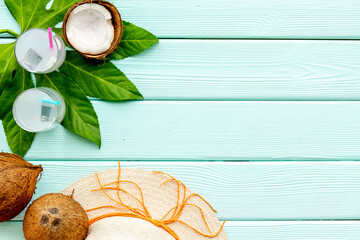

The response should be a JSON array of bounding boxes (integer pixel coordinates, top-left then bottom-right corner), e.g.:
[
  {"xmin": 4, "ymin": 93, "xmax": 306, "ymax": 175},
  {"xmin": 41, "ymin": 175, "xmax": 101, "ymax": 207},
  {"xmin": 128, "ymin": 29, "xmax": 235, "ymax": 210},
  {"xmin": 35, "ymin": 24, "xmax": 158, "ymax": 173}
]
[{"xmin": 1, "ymin": 0, "xmax": 360, "ymax": 239}]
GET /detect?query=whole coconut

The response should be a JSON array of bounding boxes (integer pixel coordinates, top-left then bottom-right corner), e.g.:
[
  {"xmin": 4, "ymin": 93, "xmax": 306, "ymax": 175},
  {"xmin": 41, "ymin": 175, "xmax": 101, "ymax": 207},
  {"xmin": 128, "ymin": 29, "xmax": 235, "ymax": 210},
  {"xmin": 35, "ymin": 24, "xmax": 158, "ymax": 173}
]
[
  {"xmin": 0, "ymin": 152, "xmax": 43, "ymax": 222},
  {"xmin": 23, "ymin": 193, "xmax": 89, "ymax": 240}
]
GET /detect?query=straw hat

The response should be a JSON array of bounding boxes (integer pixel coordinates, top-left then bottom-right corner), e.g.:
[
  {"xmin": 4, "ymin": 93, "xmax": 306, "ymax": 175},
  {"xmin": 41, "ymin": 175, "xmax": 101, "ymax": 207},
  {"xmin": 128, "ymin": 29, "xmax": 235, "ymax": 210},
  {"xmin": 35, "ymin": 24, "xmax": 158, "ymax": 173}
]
[{"xmin": 61, "ymin": 164, "xmax": 227, "ymax": 240}]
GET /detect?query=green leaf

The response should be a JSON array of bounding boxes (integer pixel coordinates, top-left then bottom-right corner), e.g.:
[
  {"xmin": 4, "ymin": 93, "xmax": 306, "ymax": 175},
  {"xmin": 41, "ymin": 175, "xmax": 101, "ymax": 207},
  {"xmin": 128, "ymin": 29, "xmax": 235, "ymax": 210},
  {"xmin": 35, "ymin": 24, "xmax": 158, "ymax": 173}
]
[
  {"xmin": 0, "ymin": 42, "xmax": 17, "ymax": 94},
  {"xmin": 1, "ymin": 1, "xmax": 154, "ymax": 155},
  {"xmin": 36, "ymin": 72, "xmax": 101, "ymax": 147},
  {"xmin": 108, "ymin": 21, "xmax": 159, "ymax": 60},
  {"xmin": 0, "ymin": 29, "xmax": 19, "ymax": 38},
  {"xmin": 5, "ymin": 0, "xmax": 78, "ymax": 32},
  {"xmin": 52, "ymin": 27, "xmax": 63, "ymax": 37},
  {"xmin": 2, "ymin": 111, "xmax": 35, "ymax": 157},
  {"xmin": 0, "ymin": 67, "xmax": 35, "ymax": 156},
  {"xmin": 0, "ymin": 67, "xmax": 34, "ymax": 119},
  {"xmin": 59, "ymin": 51, "xmax": 143, "ymax": 101}
]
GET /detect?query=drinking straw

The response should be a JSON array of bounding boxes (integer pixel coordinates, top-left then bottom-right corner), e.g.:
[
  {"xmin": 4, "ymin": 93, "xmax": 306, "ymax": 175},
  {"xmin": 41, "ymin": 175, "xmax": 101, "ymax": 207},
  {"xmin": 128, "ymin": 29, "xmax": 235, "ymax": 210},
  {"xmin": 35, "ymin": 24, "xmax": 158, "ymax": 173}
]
[
  {"xmin": 42, "ymin": 99, "xmax": 60, "ymax": 105},
  {"xmin": 48, "ymin": 27, "xmax": 53, "ymax": 49}
]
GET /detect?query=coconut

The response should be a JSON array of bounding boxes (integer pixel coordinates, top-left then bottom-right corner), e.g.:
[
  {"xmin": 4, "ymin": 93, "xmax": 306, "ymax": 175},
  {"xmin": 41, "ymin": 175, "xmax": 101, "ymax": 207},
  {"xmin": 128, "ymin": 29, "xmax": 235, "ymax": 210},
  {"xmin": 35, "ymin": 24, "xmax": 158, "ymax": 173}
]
[
  {"xmin": 0, "ymin": 152, "xmax": 43, "ymax": 222},
  {"xmin": 23, "ymin": 193, "xmax": 89, "ymax": 240},
  {"xmin": 63, "ymin": 0, "xmax": 123, "ymax": 59}
]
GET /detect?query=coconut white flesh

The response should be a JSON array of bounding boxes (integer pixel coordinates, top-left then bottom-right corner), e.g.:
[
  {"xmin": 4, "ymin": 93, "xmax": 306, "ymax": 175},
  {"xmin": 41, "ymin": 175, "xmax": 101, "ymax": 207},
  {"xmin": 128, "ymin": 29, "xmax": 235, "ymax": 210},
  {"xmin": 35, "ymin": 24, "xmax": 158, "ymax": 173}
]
[{"xmin": 66, "ymin": 3, "xmax": 114, "ymax": 55}]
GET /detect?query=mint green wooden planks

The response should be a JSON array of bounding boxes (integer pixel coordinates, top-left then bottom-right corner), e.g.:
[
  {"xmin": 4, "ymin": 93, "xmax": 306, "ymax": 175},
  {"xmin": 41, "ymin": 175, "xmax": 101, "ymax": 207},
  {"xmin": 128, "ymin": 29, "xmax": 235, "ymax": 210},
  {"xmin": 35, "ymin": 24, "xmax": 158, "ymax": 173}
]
[
  {"xmin": 4, "ymin": 39, "xmax": 360, "ymax": 100},
  {"xmin": 2, "ymin": 0, "xmax": 360, "ymax": 38},
  {"xmin": 2, "ymin": 221, "xmax": 360, "ymax": 240},
  {"xmin": 2, "ymin": 101, "xmax": 360, "ymax": 160},
  {"xmin": 0, "ymin": 0, "xmax": 359, "ymax": 238},
  {"xmin": 224, "ymin": 221, "xmax": 360, "ymax": 240},
  {"xmin": 119, "ymin": 39, "xmax": 360, "ymax": 100},
  {"xmin": 9, "ymin": 161, "xmax": 360, "ymax": 220}
]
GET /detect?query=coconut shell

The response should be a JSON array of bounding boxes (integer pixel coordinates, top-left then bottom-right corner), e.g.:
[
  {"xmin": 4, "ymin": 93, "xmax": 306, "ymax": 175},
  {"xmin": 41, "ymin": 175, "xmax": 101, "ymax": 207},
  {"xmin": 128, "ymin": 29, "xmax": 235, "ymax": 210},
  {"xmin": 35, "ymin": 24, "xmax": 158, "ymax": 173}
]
[
  {"xmin": 63, "ymin": 0, "xmax": 123, "ymax": 60},
  {"xmin": 0, "ymin": 152, "xmax": 43, "ymax": 222},
  {"xmin": 23, "ymin": 193, "xmax": 89, "ymax": 240}
]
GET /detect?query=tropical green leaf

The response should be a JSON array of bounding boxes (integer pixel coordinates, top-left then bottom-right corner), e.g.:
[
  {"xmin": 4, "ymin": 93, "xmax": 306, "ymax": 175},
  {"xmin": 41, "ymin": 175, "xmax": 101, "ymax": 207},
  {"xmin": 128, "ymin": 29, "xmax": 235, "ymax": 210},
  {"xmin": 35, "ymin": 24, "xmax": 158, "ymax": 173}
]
[
  {"xmin": 1, "ymin": 68, "xmax": 35, "ymax": 157},
  {"xmin": 36, "ymin": 72, "xmax": 101, "ymax": 147},
  {"xmin": 52, "ymin": 27, "xmax": 63, "ymax": 37},
  {"xmin": 0, "ymin": 67, "xmax": 33, "ymax": 119},
  {"xmin": 0, "ymin": 0, "xmax": 156, "ymax": 157},
  {"xmin": 108, "ymin": 21, "xmax": 159, "ymax": 60},
  {"xmin": 0, "ymin": 42, "xmax": 17, "ymax": 94},
  {"xmin": 59, "ymin": 51, "xmax": 143, "ymax": 101},
  {"xmin": 5, "ymin": 0, "xmax": 78, "ymax": 32},
  {"xmin": 0, "ymin": 29, "xmax": 19, "ymax": 38},
  {"xmin": 2, "ymin": 111, "xmax": 35, "ymax": 157}
]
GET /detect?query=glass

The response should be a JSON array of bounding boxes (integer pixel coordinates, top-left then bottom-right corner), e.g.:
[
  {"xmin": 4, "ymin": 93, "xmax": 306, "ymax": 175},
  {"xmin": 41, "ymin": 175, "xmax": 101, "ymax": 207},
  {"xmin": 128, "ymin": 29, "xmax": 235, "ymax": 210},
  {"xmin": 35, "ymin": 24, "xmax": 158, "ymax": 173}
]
[
  {"xmin": 14, "ymin": 28, "xmax": 66, "ymax": 74},
  {"xmin": 12, "ymin": 87, "xmax": 66, "ymax": 132}
]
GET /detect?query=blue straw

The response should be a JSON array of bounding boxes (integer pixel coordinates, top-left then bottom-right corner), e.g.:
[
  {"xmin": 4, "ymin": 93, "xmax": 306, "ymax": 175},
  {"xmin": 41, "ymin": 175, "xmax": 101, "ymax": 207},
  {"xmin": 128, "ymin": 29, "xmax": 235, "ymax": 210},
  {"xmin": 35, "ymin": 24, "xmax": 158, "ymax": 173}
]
[{"xmin": 42, "ymin": 99, "xmax": 60, "ymax": 105}]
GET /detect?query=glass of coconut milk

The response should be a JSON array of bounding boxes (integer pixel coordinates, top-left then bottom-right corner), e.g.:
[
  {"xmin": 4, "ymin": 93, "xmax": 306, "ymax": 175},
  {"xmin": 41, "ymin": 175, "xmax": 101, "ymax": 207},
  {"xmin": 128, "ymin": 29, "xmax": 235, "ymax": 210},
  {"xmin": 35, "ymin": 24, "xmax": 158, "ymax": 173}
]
[
  {"xmin": 14, "ymin": 28, "xmax": 66, "ymax": 73},
  {"xmin": 13, "ymin": 88, "xmax": 66, "ymax": 132}
]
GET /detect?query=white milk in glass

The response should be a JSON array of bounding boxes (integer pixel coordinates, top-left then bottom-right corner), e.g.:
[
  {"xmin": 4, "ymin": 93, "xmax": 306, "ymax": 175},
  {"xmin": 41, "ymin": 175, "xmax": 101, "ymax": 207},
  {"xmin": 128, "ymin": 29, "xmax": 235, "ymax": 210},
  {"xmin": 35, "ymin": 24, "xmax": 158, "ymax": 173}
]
[
  {"xmin": 13, "ymin": 88, "xmax": 66, "ymax": 132},
  {"xmin": 15, "ymin": 28, "xmax": 66, "ymax": 73}
]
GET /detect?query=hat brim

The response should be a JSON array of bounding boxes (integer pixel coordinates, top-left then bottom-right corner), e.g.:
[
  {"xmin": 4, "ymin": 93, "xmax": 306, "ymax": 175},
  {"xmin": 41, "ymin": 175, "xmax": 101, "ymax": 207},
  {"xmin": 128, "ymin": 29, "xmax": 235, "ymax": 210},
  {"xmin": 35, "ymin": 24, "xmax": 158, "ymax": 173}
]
[{"xmin": 61, "ymin": 167, "xmax": 227, "ymax": 240}]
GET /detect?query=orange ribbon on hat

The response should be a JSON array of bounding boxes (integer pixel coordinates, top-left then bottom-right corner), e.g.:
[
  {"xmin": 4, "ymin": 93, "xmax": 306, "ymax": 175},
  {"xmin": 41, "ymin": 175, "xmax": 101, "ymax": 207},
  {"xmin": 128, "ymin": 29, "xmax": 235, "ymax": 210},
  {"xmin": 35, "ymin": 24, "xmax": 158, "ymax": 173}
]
[{"xmin": 86, "ymin": 162, "xmax": 225, "ymax": 239}]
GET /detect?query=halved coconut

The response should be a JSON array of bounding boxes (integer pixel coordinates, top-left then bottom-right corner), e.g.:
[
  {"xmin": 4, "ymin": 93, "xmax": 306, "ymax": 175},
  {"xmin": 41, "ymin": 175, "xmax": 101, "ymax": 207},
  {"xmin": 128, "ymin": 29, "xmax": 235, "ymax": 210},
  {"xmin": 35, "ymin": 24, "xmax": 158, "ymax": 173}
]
[{"xmin": 63, "ymin": 0, "xmax": 123, "ymax": 59}]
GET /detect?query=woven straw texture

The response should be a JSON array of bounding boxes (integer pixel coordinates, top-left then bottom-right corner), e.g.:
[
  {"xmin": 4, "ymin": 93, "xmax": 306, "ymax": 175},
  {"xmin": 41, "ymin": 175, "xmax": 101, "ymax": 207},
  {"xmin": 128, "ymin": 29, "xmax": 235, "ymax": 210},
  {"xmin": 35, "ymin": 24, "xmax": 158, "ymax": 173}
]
[
  {"xmin": 61, "ymin": 168, "xmax": 227, "ymax": 240},
  {"xmin": 85, "ymin": 216, "xmax": 175, "ymax": 240}
]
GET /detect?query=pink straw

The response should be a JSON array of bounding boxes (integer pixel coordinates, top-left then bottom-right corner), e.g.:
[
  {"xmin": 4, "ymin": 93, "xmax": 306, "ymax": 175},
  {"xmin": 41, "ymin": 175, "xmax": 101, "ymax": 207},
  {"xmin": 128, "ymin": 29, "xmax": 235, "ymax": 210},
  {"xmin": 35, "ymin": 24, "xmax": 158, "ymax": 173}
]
[{"xmin": 48, "ymin": 27, "xmax": 53, "ymax": 49}]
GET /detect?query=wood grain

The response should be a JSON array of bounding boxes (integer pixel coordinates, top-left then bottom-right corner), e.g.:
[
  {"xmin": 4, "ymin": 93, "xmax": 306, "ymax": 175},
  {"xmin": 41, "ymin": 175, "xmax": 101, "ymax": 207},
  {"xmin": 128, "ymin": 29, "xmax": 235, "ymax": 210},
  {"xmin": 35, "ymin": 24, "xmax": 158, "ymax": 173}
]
[
  {"xmin": 9, "ymin": 161, "xmax": 360, "ymax": 220},
  {"xmin": 2, "ymin": 0, "xmax": 360, "ymax": 38},
  {"xmin": 4, "ymin": 38, "xmax": 360, "ymax": 100},
  {"xmin": 1, "ymin": 1, "xmax": 359, "ymax": 239},
  {"xmin": 224, "ymin": 221, "xmax": 360, "ymax": 240},
  {"xmin": 2, "ymin": 221, "xmax": 360, "ymax": 239},
  {"xmin": 119, "ymin": 39, "xmax": 360, "ymax": 100},
  {"xmin": 2, "ymin": 101, "xmax": 360, "ymax": 160}
]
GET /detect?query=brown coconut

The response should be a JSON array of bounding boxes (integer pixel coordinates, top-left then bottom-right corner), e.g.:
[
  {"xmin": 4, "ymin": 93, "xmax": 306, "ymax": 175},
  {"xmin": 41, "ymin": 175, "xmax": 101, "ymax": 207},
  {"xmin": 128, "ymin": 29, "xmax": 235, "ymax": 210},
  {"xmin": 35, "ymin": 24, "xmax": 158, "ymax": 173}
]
[
  {"xmin": 23, "ymin": 193, "xmax": 89, "ymax": 240},
  {"xmin": 0, "ymin": 152, "xmax": 43, "ymax": 222},
  {"xmin": 63, "ymin": 0, "xmax": 123, "ymax": 60}
]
